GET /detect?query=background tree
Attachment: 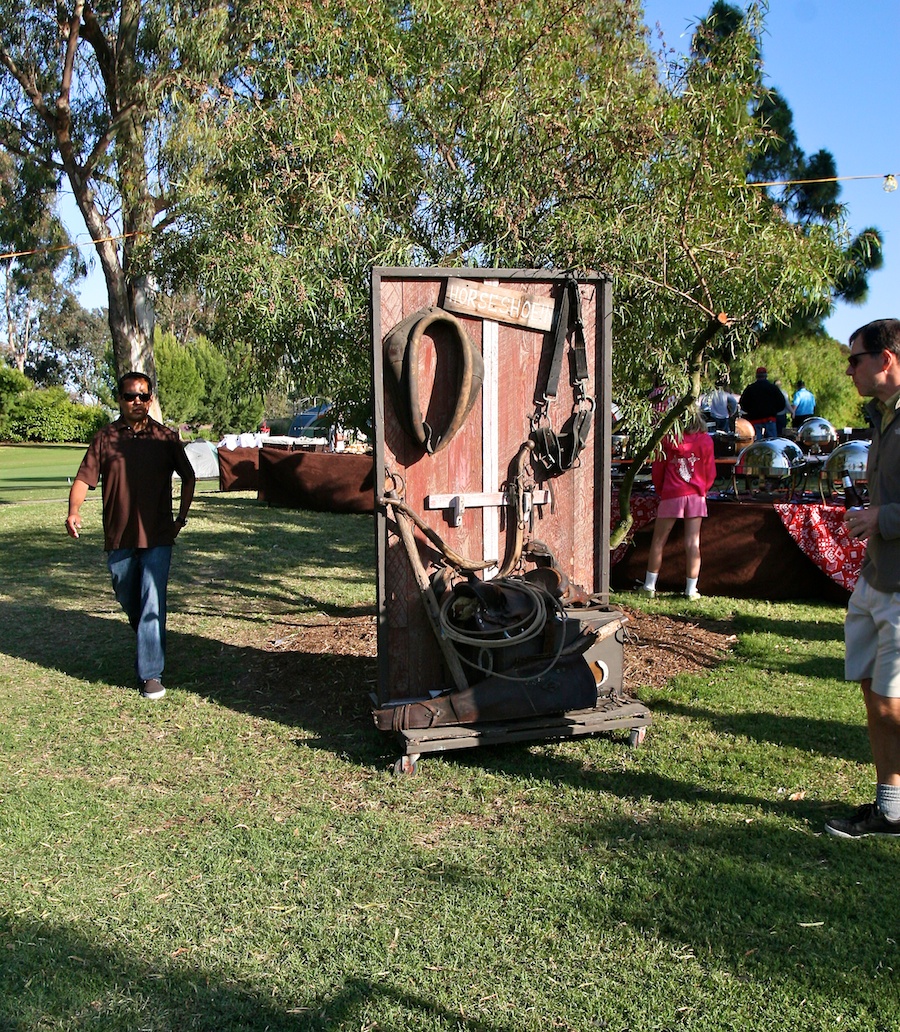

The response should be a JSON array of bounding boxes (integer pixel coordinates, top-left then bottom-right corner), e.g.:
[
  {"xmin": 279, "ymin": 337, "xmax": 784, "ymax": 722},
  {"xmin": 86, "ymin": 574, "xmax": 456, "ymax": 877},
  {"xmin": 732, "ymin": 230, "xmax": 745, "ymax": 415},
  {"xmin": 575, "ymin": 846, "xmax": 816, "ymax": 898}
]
[
  {"xmin": 730, "ymin": 333, "xmax": 863, "ymax": 430},
  {"xmin": 2, "ymin": 0, "xmax": 873, "ymax": 484},
  {"xmin": 153, "ymin": 329, "xmax": 202, "ymax": 427},
  {"xmin": 154, "ymin": 328, "xmax": 264, "ymax": 436},
  {"xmin": 21, "ymin": 293, "xmax": 111, "ymax": 401},
  {"xmin": 0, "ymin": 150, "xmax": 84, "ymax": 375},
  {"xmin": 171, "ymin": 1, "xmax": 854, "ymax": 453},
  {"xmin": 0, "ymin": 0, "xmax": 230, "ymax": 397},
  {"xmin": 744, "ymin": 14, "xmax": 883, "ymax": 323}
]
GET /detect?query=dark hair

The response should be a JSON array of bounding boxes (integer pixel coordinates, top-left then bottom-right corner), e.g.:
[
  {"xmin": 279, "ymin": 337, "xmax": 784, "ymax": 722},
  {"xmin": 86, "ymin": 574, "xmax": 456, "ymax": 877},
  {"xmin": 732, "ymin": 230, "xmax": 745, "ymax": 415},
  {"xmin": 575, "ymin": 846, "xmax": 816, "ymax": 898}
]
[
  {"xmin": 849, "ymin": 319, "xmax": 900, "ymax": 357},
  {"xmin": 118, "ymin": 371, "xmax": 154, "ymax": 394},
  {"xmin": 795, "ymin": 380, "xmax": 805, "ymax": 389}
]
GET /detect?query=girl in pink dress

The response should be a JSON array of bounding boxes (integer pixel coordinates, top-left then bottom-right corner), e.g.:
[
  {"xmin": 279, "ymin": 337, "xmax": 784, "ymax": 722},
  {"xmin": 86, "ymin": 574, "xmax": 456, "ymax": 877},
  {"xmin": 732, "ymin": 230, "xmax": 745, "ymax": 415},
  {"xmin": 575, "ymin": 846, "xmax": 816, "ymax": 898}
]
[{"xmin": 640, "ymin": 405, "xmax": 717, "ymax": 599}]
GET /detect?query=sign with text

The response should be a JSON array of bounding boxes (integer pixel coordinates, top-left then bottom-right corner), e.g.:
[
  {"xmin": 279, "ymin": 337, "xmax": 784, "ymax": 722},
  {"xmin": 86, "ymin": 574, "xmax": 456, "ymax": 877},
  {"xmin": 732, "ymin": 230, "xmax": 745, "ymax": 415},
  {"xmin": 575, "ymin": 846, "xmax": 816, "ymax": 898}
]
[{"xmin": 444, "ymin": 278, "xmax": 556, "ymax": 332}]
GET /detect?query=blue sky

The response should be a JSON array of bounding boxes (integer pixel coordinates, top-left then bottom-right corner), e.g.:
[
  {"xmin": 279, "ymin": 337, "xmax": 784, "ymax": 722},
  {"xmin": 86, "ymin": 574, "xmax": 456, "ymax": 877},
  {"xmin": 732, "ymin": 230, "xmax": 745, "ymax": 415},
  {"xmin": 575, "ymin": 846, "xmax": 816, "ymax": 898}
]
[
  {"xmin": 642, "ymin": 0, "xmax": 898, "ymax": 345},
  {"xmin": 72, "ymin": 1, "xmax": 896, "ymax": 346}
]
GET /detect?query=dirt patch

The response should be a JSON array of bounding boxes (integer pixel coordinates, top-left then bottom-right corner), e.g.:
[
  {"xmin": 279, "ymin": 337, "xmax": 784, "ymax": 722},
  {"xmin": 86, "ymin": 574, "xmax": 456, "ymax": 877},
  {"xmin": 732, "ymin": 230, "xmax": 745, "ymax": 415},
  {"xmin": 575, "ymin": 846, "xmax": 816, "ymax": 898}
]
[
  {"xmin": 262, "ymin": 605, "xmax": 735, "ymax": 695},
  {"xmin": 617, "ymin": 605, "xmax": 736, "ymax": 691}
]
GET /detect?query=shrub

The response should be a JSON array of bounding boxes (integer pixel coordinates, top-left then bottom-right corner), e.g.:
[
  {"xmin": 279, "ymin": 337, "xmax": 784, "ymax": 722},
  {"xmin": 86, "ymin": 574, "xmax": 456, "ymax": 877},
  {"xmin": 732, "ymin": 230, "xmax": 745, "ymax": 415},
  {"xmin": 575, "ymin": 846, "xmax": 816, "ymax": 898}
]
[
  {"xmin": 71, "ymin": 403, "xmax": 110, "ymax": 441},
  {"xmin": 0, "ymin": 364, "xmax": 32, "ymax": 438},
  {"xmin": 4, "ymin": 387, "xmax": 109, "ymax": 442}
]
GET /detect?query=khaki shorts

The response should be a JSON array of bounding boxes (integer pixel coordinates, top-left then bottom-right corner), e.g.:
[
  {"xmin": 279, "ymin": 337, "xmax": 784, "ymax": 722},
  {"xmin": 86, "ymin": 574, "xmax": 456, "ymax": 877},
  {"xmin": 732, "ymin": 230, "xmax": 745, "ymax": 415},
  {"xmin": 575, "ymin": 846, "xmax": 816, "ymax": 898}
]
[{"xmin": 845, "ymin": 576, "xmax": 900, "ymax": 698}]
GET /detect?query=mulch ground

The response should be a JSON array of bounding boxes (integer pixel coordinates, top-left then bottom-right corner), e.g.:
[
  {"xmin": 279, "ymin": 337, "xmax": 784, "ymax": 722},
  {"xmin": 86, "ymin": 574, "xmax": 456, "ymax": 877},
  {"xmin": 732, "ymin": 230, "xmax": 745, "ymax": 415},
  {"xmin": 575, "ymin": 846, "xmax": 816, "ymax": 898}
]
[{"xmin": 262, "ymin": 604, "xmax": 736, "ymax": 697}]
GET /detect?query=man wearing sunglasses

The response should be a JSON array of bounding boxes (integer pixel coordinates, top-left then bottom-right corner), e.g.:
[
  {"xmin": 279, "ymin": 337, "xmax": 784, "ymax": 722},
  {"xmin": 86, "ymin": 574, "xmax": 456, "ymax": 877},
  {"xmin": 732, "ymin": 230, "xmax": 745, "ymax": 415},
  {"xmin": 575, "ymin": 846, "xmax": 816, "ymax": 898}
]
[
  {"xmin": 65, "ymin": 372, "xmax": 196, "ymax": 701},
  {"xmin": 826, "ymin": 319, "xmax": 900, "ymax": 838}
]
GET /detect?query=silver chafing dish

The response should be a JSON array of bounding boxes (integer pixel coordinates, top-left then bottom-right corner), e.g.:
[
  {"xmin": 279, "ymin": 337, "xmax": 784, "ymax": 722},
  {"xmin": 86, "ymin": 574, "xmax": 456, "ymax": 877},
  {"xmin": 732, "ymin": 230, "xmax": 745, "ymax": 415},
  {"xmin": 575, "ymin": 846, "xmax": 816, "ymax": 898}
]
[
  {"xmin": 611, "ymin": 433, "xmax": 629, "ymax": 459},
  {"xmin": 797, "ymin": 417, "xmax": 838, "ymax": 454},
  {"xmin": 823, "ymin": 439, "xmax": 871, "ymax": 501},
  {"xmin": 733, "ymin": 437, "xmax": 807, "ymax": 498}
]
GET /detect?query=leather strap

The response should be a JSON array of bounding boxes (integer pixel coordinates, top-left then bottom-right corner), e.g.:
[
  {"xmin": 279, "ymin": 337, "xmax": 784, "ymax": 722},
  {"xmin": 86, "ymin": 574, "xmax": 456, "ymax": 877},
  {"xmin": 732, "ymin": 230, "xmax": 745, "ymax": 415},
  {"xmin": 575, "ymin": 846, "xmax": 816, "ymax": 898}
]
[{"xmin": 530, "ymin": 277, "xmax": 594, "ymax": 479}]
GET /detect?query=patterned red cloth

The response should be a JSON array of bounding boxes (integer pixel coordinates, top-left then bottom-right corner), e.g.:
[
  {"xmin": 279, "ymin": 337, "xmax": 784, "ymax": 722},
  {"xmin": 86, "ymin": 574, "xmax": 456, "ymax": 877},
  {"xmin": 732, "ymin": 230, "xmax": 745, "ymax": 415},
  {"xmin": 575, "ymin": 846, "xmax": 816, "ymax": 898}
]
[
  {"xmin": 773, "ymin": 503, "xmax": 866, "ymax": 591},
  {"xmin": 610, "ymin": 493, "xmax": 659, "ymax": 566}
]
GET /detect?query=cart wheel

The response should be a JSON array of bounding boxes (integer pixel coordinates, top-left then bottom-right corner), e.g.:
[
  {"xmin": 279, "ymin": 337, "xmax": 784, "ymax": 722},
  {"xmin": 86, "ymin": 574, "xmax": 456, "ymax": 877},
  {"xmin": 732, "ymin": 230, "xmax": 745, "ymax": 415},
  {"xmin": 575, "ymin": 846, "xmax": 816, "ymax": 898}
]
[
  {"xmin": 392, "ymin": 755, "xmax": 419, "ymax": 776},
  {"xmin": 629, "ymin": 726, "xmax": 647, "ymax": 748}
]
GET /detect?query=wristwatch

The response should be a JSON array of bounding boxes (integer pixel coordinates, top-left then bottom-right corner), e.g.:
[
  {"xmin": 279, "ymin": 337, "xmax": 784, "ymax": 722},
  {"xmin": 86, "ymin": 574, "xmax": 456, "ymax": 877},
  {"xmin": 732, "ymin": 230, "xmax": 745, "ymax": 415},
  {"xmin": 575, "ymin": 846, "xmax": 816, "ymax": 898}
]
[{"xmin": 174, "ymin": 516, "xmax": 188, "ymax": 526}]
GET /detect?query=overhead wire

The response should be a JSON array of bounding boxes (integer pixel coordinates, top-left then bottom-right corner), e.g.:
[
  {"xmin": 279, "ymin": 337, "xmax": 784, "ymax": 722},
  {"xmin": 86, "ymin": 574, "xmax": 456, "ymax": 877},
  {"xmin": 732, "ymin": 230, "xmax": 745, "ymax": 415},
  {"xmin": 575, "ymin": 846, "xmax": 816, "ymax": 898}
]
[
  {"xmin": 0, "ymin": 229, "xmax": 142, "ymax": 263},
  {"xmin": 744, "ymin": 173, "xmax": 897, "ymax": 190}
]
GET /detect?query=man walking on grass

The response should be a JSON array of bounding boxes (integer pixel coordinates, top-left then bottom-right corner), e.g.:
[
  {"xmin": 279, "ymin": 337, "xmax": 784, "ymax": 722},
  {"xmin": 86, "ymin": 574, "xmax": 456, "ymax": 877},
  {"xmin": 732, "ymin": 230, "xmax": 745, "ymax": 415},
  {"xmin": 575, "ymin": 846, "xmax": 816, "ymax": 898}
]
[
  {"xmin": 65, "ymin": 372, "xmax": 195, "ymax": 700},
  {"xmin": 828, "ymin": 319, "xmax": 900, "ymax": 838}
]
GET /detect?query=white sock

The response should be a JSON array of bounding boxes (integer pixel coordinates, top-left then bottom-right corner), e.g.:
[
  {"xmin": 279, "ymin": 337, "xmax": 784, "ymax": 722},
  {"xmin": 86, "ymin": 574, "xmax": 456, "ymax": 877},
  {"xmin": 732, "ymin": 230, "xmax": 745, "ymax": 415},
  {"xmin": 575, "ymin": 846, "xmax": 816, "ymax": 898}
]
[
  {"xmin": 876, "ymin": 783, "xmax": 900, "ymax": 822},
  {"xmin": 643, "ymin": 572, "xmax": 659, "ymax": 590},
  {"xmin": 685, "ymin": 577, "xmax": 699, "ymax": 596}
]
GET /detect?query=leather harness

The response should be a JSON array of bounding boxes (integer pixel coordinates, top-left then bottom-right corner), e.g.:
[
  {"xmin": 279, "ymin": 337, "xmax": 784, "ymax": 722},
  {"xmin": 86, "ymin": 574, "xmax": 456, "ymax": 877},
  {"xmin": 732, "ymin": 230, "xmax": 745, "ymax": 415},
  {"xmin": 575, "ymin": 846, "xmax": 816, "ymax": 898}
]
[
  {"xmin": 383, "ymin": 306, "xmax": 484, "ymax": 455},
  {"xmin": 529, "ymin": 276, "xmax": 595, "ymax": 480}
]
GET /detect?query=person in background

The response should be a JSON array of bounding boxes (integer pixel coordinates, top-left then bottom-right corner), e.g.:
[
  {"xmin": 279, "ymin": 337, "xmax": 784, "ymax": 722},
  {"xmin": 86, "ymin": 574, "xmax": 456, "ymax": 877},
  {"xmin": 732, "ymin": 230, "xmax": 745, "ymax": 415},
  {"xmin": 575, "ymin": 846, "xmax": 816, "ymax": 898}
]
[
  {"xmin": 827, "ymin": 319, "xmax": 900, "ymax": 838},
  {"xmin": 774, "ymin": 379, "xmax": 790, "ymax": 436},
  {"xmin": 705, "ymin": 379, "xmax": 738, "ymax": 432},
  {"xmin": 791, "ymin": 380, "xmax": 816, "ymax": 428},
  {"xmin": 639, "ymin": 404, "xmax": 716, "ymax": 600},
  {"xmin": 739, "ymin": 366, "xmax": 785, "ymax": 439},
  {"xmin": 64, "ymin": 372, "xmax": 196, "ymax": 701}
]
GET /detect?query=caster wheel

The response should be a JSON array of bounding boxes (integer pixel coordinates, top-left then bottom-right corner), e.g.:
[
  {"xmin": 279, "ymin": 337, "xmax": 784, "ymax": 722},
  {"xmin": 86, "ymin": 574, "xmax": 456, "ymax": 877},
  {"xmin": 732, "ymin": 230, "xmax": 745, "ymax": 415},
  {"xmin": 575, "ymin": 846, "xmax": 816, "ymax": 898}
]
[
  {"xmin": 629, "ymin": 726, "xmax": 647, "ymax": 748},
  {"xmin": 392, "ymin": 755, "xmax": 419, "ymax": 776}
]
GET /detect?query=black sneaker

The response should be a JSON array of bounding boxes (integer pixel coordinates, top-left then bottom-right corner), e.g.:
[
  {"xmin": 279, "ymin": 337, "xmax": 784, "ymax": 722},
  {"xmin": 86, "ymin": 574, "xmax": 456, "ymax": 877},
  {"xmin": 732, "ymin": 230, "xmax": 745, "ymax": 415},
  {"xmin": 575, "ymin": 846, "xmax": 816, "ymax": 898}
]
[
  {"xmin": 140, "ymin": 678, "xmax": 166, "ymax": 700},
  {"xmin": 824, "ymin": 802, "xmax": 900, "ymax": 839}
]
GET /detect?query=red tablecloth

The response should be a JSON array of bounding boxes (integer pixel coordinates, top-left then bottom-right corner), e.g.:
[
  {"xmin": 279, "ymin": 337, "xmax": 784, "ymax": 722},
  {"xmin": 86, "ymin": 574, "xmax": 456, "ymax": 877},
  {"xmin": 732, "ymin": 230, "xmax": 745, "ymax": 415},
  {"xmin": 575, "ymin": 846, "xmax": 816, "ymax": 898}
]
[
  {"xmin": 610, "ymin": 494, "xmax": 863, "ymax": 597},
  {"xmin": 772, "ymin": 503, "xmax": 865, "ymax": 591}
]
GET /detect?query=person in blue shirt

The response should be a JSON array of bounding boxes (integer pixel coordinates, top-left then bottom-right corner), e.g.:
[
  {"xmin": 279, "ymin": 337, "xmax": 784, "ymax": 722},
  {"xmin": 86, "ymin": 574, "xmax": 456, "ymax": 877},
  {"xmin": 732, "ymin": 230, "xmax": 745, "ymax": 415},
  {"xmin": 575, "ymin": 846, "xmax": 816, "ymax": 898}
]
[{"xmin": 791, "ymin": 380, "xmax": 816, "ymax": 428}]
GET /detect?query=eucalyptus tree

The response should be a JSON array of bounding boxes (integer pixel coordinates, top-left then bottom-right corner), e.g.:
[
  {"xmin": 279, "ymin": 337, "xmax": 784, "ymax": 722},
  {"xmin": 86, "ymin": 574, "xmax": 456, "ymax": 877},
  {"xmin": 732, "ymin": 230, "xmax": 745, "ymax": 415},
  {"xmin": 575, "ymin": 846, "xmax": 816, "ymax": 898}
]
[
  {"xmin": 162, "ymin": 0, "xmax": 857, "ymax": 532},
  {"xmin": 0, "ymin": 0, "xmax": 230, "ymax": 393},
  {"xmin": 176, "ymin": 0, "xmax": 669, "ymax": 407}
]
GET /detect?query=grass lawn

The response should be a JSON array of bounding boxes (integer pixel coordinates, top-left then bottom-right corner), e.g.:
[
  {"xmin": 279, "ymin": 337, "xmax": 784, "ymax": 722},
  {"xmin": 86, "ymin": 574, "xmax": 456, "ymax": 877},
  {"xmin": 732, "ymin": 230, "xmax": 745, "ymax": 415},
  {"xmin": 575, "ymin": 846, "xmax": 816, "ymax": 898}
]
[
  {"xmin": 0, "ymin": 443, "xmax": 220, "ymax": 504},
  {"xmin": 0, "ymin": 442, "xmax": 88, "ymax": 502},
  {"xmin": 0, "ymin": 464, "xmax": 896, "ymax": 1031}
]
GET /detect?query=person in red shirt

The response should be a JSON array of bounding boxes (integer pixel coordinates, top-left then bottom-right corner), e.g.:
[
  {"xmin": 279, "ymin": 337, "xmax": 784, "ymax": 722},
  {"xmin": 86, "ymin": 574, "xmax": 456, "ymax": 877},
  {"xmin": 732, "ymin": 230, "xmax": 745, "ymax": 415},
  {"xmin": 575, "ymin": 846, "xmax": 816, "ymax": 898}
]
[
  {"xmin": 65, "ymin": 372, "xmax": 195, "ymax": 699},
  {"xmin": 639, "ymin": 405, "xmax": 717, "ymax": 599}
]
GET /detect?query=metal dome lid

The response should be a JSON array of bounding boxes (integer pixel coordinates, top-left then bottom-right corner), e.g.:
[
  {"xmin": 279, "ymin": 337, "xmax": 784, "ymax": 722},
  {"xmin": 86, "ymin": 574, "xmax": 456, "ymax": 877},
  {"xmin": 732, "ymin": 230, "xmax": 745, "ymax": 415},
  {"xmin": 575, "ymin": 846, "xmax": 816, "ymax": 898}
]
[
  {"xmin": 733, "ymin": 417, "xmax": 754, "ymax": 444},
  {"xmin": 735, "ymin": 437, "xmax": 807, "ymax": 476},
  {"xmin": 824, "ymin": 439, "xmax": 871, "ymax": 477},
  {"xmin": 797, "ymin": 417, "xmax": 838, "ymax": 453}
]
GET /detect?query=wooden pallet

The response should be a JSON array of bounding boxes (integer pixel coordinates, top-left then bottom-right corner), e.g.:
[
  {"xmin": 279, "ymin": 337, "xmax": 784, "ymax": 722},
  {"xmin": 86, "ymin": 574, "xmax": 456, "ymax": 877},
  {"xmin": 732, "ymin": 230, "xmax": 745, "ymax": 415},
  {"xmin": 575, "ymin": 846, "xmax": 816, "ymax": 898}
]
[{"xmin": 392, "ymin": 696, "xmax": 651, "ymax": 768}]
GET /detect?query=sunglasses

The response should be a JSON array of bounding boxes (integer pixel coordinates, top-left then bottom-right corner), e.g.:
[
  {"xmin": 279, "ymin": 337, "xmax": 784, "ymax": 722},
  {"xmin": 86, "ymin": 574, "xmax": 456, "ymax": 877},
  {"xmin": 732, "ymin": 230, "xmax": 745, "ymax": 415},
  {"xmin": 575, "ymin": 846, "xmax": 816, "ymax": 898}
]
[
  {"xmin": 121, "ymin": 391, "xmax": 152, "ymax": 402},
  {"xmin": 847, "ymin": 350, "xmax": 884, "ymax": 370}
]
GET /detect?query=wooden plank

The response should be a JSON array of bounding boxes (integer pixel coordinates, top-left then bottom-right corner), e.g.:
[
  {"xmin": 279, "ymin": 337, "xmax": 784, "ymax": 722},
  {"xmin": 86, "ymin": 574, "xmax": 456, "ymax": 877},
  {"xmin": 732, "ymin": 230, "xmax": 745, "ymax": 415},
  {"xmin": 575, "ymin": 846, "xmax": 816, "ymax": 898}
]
[{"xmin": 444, "ymin": 277, "xmax": 556, "ymax": 331}]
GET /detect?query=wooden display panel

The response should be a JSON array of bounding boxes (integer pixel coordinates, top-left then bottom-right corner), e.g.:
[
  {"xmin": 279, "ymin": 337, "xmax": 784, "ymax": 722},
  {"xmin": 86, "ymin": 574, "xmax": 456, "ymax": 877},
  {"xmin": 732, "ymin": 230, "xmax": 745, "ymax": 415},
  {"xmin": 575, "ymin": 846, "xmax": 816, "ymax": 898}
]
[{"xmin": 371, "ymin": 268, "xmax": 613, "ymax": 705}]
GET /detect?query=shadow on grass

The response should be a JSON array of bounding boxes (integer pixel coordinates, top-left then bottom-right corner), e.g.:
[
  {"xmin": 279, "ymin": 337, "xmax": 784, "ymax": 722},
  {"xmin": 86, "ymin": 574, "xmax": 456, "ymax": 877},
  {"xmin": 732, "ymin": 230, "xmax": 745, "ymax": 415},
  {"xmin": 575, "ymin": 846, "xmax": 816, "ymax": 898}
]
[
  {"xmin": 648, "ymin": 699, "xmax": 871, "ymax": 765},
  {"xmin": 0, "ymin": 598, "xmax": 385, "ymax": 768},
  {"xmin": 731, "ymin": 612, "xmax": 848, "ymax": 642},
  {"xmin": 0, "ymin": 592, "xmax": 873, "ymax": 779},
  {"xmin": 569, "ymin": 815, "xmax": 899, "ymax": 1023},
  {"xmin": 0, "ymin": 915, "xmax": 515, "ymax": 1032}
]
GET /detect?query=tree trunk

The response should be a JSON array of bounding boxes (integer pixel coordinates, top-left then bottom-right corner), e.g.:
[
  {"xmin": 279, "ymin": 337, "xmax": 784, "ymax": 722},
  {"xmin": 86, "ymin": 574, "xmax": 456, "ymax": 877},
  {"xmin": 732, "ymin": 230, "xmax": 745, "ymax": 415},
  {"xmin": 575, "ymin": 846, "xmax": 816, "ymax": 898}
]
[{"xmin": 56, "ymin": 0, "xmax": 160, "ymax": 416}]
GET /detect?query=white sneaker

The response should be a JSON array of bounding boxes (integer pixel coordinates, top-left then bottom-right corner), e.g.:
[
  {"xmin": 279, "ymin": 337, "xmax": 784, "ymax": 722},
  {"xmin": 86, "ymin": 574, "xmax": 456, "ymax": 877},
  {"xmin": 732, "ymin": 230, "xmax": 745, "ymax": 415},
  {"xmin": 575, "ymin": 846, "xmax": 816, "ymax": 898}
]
[
  {"xmin": 684, "ymin": 591, "xmax": 702, "ymax": 600},
  {"xmin": 638, "ymin": 586, "xmax": 656, "ymax": 598}
]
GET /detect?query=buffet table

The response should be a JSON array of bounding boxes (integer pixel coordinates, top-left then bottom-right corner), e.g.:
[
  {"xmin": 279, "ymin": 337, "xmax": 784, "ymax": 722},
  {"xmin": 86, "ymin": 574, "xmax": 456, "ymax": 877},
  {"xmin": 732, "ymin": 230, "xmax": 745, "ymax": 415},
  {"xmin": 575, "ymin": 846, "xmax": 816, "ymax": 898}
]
[{"xmin": 610, "ymin": 494, "xmax": 862, "ymax": 602}]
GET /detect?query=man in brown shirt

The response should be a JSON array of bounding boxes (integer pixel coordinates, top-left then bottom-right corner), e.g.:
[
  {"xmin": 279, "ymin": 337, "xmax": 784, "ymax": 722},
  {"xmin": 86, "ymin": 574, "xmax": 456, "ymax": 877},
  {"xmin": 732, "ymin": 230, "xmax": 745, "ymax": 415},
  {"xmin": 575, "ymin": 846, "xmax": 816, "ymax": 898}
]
[{"xmin": 65, "ymin": 372, "xmax": 195, "ymax": 699}]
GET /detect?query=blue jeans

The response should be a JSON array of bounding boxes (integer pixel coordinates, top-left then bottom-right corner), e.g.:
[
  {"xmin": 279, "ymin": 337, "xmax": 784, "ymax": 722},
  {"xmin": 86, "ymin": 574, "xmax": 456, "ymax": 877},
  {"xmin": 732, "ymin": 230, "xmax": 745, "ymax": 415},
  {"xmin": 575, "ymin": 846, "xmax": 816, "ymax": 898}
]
[{"xmin": 107, "ymin": 546, "xmax": 172, "ymax": 683}]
